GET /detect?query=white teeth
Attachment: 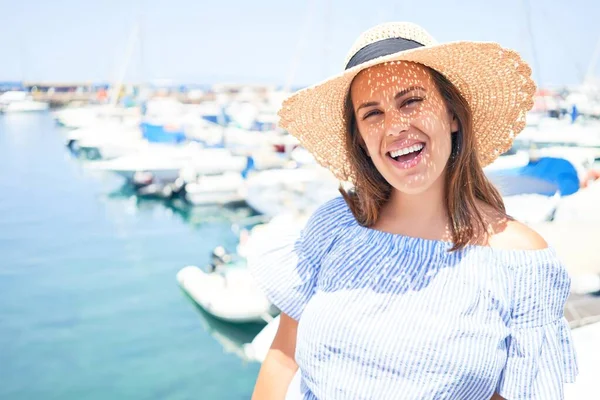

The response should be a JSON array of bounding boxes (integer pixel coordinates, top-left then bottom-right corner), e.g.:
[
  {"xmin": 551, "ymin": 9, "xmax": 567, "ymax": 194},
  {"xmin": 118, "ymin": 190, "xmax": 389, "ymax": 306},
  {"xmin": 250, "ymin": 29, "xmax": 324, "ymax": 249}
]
[{"xmin": 389, "ymin": 143, "xmax": 424, "ymax": 158}]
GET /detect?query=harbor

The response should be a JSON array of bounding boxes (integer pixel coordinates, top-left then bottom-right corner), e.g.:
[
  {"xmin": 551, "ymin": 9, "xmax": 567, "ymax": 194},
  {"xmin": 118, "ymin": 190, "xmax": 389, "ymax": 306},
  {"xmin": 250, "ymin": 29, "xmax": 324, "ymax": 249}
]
[
  {"xmin": 2, "ymin": 82, "xmax": 600, "ymax": 398},
  {"xmin": 2, "ymin": 1, "xmax": 600, "ymax": 398}
]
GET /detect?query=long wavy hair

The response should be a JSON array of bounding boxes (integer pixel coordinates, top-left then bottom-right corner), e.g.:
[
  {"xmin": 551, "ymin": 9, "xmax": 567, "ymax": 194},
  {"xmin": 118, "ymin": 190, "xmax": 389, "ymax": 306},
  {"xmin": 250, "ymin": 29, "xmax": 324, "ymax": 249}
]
[{"xmin": 339, "ymin": 66, "xmax": 508, "ymax": 251}]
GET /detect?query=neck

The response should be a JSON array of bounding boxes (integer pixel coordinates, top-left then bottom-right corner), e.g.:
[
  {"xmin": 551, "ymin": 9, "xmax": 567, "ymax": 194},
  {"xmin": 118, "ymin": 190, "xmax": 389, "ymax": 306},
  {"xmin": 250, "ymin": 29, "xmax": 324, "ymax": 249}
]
[{"xmin": 379, "ymin": 178, "xmax": 449, "ymax": 239}]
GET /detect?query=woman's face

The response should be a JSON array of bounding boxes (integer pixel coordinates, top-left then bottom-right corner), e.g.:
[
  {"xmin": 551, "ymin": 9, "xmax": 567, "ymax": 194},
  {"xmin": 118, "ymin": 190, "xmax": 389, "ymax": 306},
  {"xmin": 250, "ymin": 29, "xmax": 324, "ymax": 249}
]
[{"xmin": 350, "ymin": 61, "xmax": 458, "ymax": 195}]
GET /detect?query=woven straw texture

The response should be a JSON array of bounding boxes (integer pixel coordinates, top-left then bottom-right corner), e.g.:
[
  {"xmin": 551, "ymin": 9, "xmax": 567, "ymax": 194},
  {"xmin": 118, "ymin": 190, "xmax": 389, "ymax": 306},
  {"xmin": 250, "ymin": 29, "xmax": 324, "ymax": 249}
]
[{"xmin": 277, "ymin": 22, "xmax": 536, "ymax": 183}]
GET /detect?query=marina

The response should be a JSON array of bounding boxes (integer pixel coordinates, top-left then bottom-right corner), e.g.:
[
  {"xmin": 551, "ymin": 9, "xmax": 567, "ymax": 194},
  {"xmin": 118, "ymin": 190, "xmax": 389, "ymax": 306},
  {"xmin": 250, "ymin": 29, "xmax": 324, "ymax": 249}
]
[
  {"xmin": 2, "ymin": 82, "xmax": 600, "ymax": 397},
  {"xmin": 2, "ymin": 1, "xmax": 600, "ymax": 397}
]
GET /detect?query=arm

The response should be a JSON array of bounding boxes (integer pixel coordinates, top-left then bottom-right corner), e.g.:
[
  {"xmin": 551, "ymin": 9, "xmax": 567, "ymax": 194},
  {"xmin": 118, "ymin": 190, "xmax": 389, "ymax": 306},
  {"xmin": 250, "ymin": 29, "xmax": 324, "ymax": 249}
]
[
  {"xmin": 252, "ymin": 313, "xmax": 299, "ymax": 400},
  {"xmin": 248, "ymin": 199, "xmax": 350, "ymax": 398}
]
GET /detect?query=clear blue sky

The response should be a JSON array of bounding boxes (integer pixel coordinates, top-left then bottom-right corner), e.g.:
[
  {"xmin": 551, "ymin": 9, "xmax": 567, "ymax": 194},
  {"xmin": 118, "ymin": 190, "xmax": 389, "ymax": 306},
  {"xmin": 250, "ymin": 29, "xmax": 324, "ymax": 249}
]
[{"xmin": 0, "ymin": 0, "xmax": 598, "ymax": 88}]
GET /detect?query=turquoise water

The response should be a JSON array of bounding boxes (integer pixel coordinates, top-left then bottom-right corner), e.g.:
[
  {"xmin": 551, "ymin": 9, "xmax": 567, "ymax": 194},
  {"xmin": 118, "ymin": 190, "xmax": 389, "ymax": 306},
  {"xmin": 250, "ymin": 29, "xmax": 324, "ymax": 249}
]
[{"xmin": 0, "ymin": 113, "xmax": 262, "ymax": 399}]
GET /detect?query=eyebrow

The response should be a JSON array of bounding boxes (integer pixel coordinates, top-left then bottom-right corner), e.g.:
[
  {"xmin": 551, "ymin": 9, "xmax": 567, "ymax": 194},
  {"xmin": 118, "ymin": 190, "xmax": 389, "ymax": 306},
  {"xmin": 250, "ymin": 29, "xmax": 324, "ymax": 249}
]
[
  {"xmin": 395, "ymin": 86, "xmax": 426, "ymax": 100},
  {"xmin": 356, "ymin": 86, "xmax": 427, "ymax": 112}
]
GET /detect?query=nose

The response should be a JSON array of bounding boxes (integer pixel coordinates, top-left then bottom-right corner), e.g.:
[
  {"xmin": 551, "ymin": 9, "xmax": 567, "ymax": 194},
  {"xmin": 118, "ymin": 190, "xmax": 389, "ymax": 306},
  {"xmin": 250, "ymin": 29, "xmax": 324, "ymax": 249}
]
[{"xmin": 385, "ymin": 108, "xmax": 410, "ymax": 137}]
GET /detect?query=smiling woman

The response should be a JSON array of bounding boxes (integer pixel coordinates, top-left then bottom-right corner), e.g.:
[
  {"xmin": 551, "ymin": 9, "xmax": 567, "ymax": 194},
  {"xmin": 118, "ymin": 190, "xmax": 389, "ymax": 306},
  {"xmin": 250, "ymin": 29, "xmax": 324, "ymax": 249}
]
[
  {"xmin": 248, "ymin": 22, "xmax": 578, "ymax": 400},
  {"xmin": 342, "ymin": 62, "xmax": 505, "ymax": 251}
]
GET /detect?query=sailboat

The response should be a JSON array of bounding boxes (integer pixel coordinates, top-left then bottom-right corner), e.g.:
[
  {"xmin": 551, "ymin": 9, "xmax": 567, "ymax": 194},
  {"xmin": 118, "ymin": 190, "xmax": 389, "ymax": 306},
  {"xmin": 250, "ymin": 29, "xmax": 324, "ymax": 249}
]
[{"xmin": 0, "ymin": 91, "xmax": 48, "ymax": 113}]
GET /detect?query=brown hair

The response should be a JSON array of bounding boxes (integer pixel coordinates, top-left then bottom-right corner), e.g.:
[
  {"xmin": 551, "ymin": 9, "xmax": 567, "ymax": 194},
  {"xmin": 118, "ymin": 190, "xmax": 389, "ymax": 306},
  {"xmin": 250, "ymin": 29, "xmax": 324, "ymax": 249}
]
[{"xmin": 340, "ymin": 66, "xmax": 508, "ymax": 251}]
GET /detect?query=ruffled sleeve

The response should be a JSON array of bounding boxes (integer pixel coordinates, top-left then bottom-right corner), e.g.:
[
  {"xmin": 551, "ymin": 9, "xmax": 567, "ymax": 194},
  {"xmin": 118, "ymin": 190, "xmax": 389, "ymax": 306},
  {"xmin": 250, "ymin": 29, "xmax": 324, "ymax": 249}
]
[
  {"xmin": 247, "ymin": 197, "xmax": 350, "ymax": 321},
  {"xmin": 496, "ymin": 248, "xmax": 579, "ymax": 400}
]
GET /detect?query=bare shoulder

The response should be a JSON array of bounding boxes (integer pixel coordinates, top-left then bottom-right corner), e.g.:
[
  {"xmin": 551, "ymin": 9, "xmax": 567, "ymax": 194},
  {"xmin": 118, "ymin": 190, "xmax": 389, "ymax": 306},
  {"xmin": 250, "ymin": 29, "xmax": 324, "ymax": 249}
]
[
  {"xmin": 488, "ymin": 220, "xmax": 549, "ymax": 250},
  {"xmin": 478, "ymin": 202, "xmax": 549, "ymax": 251}
]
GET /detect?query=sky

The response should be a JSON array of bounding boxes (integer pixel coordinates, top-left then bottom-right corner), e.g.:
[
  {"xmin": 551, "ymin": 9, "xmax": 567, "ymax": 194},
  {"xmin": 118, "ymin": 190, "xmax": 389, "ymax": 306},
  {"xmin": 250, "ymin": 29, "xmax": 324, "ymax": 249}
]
[{"xmin": 0, "ymin": 0, "xmax": 598, "ymax": 88}]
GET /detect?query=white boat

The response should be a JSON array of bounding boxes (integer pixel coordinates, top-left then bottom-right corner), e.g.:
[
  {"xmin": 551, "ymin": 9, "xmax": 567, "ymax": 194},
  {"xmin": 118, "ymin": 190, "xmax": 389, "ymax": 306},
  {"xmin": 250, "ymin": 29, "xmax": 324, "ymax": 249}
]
[
  {"xmin": 516, "ymin": 118, "xmax": 600, "ymax": 151},
  {"xmin": 502, "ymin": 193, "xmax": 561, "ymax": 224},
  {"xmin": 78, "ymin": 135, "xmax": 148, "ymax": 160},
  {"xmin": 86, "ymin": 143, "xmax": 203, "ymax": 182},
  {"xmin": 487, "ymin": 143, "xmax": 598, "ymax": 177},
  {"xmin": 178, "ymin": 212, "xmax": 309, "ymax": 324},
  {"xmin": 249, "ymin": 149, "xmax": 296, "ymax": 171},
  {"xmin": 185, "ymin": 148, "xmax": 248, "ymax": 177},
  {"xmin": 531, "ymin": 146, "xmax": 597, "ymax": 177},
  {"xmin": 244, "ymin": 166, "xmax": 339, "ymax": 217},
  {"xmin": 67, "ymin": 123, "xmax": 144, "ymax": 160},
  {"xmin": 178, "ymin": 115, "xmax": 228, "ymax": 147},
  {"xmin": 0, "ymin": 91, "xmax": 48, "ymax": 113},
  {"xmin": 176, "ymin": 264, "xmax": 276, "ymax": 323},
  {"xmin": 554, "ymin": 180, "xmax": 600, "ymax": 222},
  {"xmin": 183, "ymin": 172, "xmax": 245, "ymax": 205},
  {"xmin": 54, "ymin": 104, "xmax": 140, "ymax": 129},
  {"xmin": 486, "ymin": 146, "xmax": 599, "ymax": 224},
  {"xmin": 87, "ymin": 145, "xmax": 247, "ymax": 183}
]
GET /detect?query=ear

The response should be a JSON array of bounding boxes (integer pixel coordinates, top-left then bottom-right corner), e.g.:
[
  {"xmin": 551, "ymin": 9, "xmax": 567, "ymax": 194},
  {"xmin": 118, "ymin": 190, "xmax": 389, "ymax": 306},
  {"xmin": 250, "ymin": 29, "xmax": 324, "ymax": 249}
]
[{"xmin": 450, "ymin": 114, "xmax": 459, "ymax": 134}]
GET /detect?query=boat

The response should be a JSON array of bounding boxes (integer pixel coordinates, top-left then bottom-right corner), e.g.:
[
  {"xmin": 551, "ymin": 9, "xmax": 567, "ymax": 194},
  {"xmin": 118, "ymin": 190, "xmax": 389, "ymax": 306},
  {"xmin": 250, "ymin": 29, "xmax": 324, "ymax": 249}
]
[
  {"xmin": 244, "ymin": 166, "xmax": 339, "ymax": 217},
  {"xmin": 183, "ymin": 172, "xmax": 245, "ymax": 206},
  {"xmin": 86, "ymin": 143, "xmax": 204, "ymax": 182},
  {"xmin": 0, "ymin": 91, "xmax": 48, "ymax": 113},
  {"xmin": 86, "ymin": 145, "xmax": 248, "ymax": 183},
  {"xmin": 553, "ymin": 180, "xmax": 600, "ymax": 222},
  {"xmin": 66, "ymin": 122, "xmax": 144, "ymax": 160},
  {"xmin": 54, "ymin": 104, "xmax": 140, "ymax": 129},
  {"xmin": 67, "ymin": 119, "xmax": 189, "ymax": 161},
  {"xmin": 487, "ymin": 152, "xmax": 591, "ymax": 224},
  {"xmin": 517, "ymin": 117, "xmax": 600, "ymax": 150},
  {"xmin": 176, "ymin": 262, "xmax": 277, "ymax": 323},
  {"xmin": 176, "ymin": 210, "xmax": 311, "ymax": 324}
]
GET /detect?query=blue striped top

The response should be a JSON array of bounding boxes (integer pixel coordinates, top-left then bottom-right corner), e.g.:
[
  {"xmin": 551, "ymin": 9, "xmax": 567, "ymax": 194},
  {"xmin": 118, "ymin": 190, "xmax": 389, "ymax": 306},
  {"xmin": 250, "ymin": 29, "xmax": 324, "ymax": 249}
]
[{"xmin": 248, "ymin": 196, "xmax": 578, "ymax": 400}]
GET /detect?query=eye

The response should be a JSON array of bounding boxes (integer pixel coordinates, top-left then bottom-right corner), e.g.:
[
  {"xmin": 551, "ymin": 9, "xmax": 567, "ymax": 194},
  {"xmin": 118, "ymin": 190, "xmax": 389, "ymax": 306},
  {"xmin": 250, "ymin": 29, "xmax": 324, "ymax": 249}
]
[
  {"xmin": 362, "ymin": 109, "xmax": 383, "ymax": 120},
  {"xmin": 402, "ymin": 97, "xmax": 424, "ymax": 108}
]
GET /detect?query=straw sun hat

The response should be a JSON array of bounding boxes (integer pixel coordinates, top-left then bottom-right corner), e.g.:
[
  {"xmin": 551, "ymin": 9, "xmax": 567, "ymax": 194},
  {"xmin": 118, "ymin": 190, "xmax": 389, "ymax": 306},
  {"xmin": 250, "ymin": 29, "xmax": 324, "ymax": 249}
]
[{"xmin": 277, "ymin": 22, "xmax": 536, "ymax": 182}]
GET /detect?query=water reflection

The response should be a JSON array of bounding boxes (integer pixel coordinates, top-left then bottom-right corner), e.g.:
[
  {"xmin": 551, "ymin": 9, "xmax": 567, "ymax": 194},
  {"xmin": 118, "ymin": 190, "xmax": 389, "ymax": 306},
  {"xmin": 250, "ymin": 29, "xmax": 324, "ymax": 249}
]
[
  {"xmin": 105, "ymin": 183, "xmax": 260, "ymax": 228},
  {"xmin": 181, "ymin": 291, "xmax": 266, "ymax": 362}
]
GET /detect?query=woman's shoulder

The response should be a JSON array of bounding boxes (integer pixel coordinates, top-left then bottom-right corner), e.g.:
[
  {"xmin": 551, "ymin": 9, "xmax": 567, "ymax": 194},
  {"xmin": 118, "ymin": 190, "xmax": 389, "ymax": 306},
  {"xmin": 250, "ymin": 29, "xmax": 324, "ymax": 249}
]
[
  {"xmin": 473, "ymin": 204, "xmax": 567, "ymax": 273},
  {"xmin": 477, "ymin": 200, "xmax": 549, "ymax": 251},
  {"xmin": 482, "ymin": 217, "xmax": 567, "ymax": 282},
  {"xmin": 487, "ymin": 219, "xmax": 549, "ymax": 251}
]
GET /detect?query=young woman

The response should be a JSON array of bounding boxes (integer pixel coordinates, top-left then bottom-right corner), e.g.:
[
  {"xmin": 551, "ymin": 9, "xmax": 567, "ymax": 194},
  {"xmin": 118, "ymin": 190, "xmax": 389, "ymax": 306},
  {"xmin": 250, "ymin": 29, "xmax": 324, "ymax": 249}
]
[{"xmin": 248, "ymin": 22, "xmax": 578, "ymax": 400}]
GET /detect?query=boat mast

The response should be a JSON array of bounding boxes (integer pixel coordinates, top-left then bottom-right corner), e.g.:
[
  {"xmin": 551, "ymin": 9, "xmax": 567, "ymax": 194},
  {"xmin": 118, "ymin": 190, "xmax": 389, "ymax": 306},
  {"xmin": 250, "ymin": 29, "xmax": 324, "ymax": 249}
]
[{"xmin": 584, "ymin": 34, "xmax": 600, "ymax": 85}]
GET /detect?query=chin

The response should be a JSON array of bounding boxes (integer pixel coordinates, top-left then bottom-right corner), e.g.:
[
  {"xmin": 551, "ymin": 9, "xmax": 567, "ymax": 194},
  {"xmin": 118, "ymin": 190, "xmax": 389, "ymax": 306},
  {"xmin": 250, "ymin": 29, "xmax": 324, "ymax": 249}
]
[
  {"xmin": 389, "ymin": 177, "xmax": 437, "ymax": 195},
  {"xmin": 378, "ymin": 162, "xmax": 447, "ymax": 195}
]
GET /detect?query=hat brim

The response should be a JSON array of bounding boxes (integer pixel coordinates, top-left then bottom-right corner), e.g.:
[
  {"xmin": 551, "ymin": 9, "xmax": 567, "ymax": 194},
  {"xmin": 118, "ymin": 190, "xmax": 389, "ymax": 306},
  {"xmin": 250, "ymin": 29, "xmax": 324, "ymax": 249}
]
[{"xmin": 277, "ymin": 41, "xmax": 536, "ymax": 182}]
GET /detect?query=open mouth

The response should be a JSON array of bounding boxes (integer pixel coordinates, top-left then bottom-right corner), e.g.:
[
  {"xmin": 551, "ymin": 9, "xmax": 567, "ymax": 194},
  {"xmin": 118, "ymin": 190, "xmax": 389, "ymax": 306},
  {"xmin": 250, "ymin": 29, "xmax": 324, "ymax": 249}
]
[{"xmin": 387, "ymin": 143, "xmax": 425, "ymax": 164}]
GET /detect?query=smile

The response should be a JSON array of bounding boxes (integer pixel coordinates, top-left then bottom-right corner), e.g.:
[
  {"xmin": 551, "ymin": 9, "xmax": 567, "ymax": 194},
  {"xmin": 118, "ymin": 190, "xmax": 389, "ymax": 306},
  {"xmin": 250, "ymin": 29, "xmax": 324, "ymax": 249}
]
[{"xmin": 386, "ymin": 142, "xmax": 425, "ymax": 169}]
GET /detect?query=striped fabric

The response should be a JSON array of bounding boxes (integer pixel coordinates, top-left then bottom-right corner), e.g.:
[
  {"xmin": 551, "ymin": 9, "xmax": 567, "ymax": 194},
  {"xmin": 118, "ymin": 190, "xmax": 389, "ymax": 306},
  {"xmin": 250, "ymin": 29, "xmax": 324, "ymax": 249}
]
[{"xmin": 248, "ymin": 197, "xmax": 578, "ymax": 400}]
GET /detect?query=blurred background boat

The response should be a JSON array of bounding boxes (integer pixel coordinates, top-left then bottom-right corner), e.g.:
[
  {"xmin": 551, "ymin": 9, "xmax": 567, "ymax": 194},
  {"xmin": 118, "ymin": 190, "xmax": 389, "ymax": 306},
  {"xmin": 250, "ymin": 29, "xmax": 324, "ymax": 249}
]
[{"xmin": 0, "ymin": 90, "xmax": 49, "ymax": 113}]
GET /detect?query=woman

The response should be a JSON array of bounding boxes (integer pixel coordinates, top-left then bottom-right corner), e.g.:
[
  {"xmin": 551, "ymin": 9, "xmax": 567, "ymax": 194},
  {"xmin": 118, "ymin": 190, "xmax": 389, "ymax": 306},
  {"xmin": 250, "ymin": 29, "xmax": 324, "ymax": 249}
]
[{"xmin": 248, "ymin": 22, "xmax": 578, "ymax": 400}]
